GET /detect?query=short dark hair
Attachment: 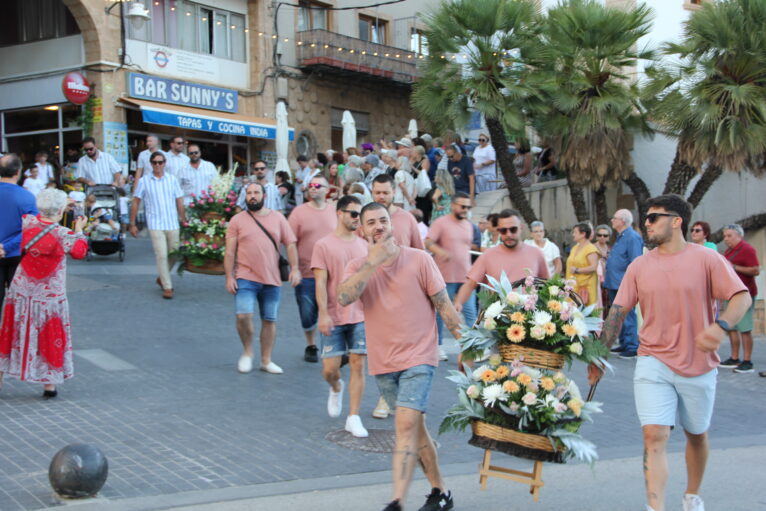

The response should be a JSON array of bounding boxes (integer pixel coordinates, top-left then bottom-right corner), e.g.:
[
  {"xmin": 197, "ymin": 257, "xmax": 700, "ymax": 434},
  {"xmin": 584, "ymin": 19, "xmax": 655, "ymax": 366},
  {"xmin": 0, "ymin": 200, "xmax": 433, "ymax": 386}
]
[
  {"xmin": 82, "ymin": 136, "xmax": 96, "ymax": 146},
  {"xmin": 0, "ymin": 153, "xmax": 23, "ymax": 178},
  {"xmin": 275, "ymin": 171, "xmax": 291, "ymax": 183},
  {"xmin": 337, "ymin": 194, "xmax": 362, "ymax": 210},
  {"xmin": 692, "ymin": 220, "xmax": 711, "ymax": 239},
  {"xmin": 360, "ymin": 201, "xmax": 388, "ymax": 221},
  {"xmin": 297, "ymin": 155, "xmax": 308, "ymax": 163},
  {"xmin": 317, "ymin": 153, "xmax": 328, "ymax": 166},
  {"xmin": 497, "ymin": 209, "xmax": 522, "ymax": 222},
  {"xmin": 645, "ymin": 193, "xmax": 692, "ymax": 236},
  {"xmin": 187, "ymin": 143, "xmax": 200, "ymax": 152},
  {"xmin": 452, "ymin": 191, "xmax": 470, "ymax": 202},
  {"xmin": 246, "ymin": 182, "xmax": 265, "ymax": 194},
  {"xmin": 574, "ymin": 222, "xmax": 592, "ymax": 238},
  {"xmin": 372, "ymin": 174, "xmax": 394, "ymax": 187},
  {"xmin": 171, "ymin": 135, "xmax": 184, "ymax": 144},
  {"xmin": 150, "ymin": 151, "xmax": 166, "ymax": 162},
  {"xmin": 487, "ymin": 213, "xmax": 499, "ymax": 227},
  {"xmin": 253, "ymin": 159, "xmax": 267, "ymax": 168}
]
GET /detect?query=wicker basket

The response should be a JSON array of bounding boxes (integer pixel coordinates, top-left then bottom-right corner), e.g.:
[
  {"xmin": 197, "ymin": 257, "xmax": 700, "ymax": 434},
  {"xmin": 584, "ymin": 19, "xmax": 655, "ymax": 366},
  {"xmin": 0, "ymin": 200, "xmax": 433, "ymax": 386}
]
[
  {"xmin": 498, "ymin": 344, "xmax": 565, "ymax": 370},
  {"xmin": 183, "ymin": 258, "xmax": 225, "ymax": 275},
  {"xmin": 469, "ymin": 420, "xmax": 566, "ymax": 464}
]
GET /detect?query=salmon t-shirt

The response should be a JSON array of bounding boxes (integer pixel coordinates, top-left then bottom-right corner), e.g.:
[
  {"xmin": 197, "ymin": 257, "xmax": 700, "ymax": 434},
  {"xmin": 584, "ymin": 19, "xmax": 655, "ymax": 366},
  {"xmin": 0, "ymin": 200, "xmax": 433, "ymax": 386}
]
[
  {"xmin": 226, "ymin": 209, "xmax": 296, "ymax": 286},
  {"xmin": 614, "ymin": 243, "xmax": 747, "ymax": 377},
  {"xmin": 467, "ymin": 243, "xmax": 550, "ymax": 284},
  {"xmin": 288, "ymin": 202, "xmax": 337, "ymax": 278},
  {"xmin": 427, "ymin": 214, "xmax": 474, "ymax": 283},
  {"xmin": 343, "ymin": 247, "xmax": 446, "ymax": 375},
  {"xmin": 391, "ymin": 207, "xmax": 425, "ymax": 250},
  {"xmin": 311, "ymin": 233, "xmax": 367, "ymax": 326}
]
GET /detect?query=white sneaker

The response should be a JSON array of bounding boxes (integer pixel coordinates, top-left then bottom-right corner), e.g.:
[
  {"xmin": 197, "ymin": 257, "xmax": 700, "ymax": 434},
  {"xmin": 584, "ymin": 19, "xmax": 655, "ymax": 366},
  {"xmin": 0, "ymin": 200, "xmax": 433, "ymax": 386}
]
[
  {"xmin": 438, "ymin": 347, "xmax": 448, "ymax": 361},
  {"xmin": 327, "ymin": 379, "xmax": 344, "ymax": 418},
  {"xmin": 345, "ymin": 414, "xmax": 368, "ymax": 438},
  {"xmin": 683, "ymin": 494, "xmax": 705, "ymax": 511},
  {"xmin": 372, "ymin": 396, "xmax": 390, "ymax": 419},
  {"xmin": 259, "ymin": 361, "xmax": 283, "ymax": 374},
  {"xmin": 237, "ymin": 355, "xmax": 253, "ymax": 373}
]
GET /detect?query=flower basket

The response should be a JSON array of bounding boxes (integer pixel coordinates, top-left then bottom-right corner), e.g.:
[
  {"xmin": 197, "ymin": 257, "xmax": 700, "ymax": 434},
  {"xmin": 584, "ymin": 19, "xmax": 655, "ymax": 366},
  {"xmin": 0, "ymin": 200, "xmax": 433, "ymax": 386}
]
[
  {"xmin": 193, "ymin": 232, "xmax": 225, "ymax": 247},
  {"xmin": 201, "ymin": 211, "xmax": 225, "ymax": 222},
  {"xmin": 469, "ymin": 420, "xmax": 566, "ymax": 464},
  {"xmin": 498, "ymin": 344, "xmax": 565, "ymax": 370},
  {"xmin": 183, "ymin": 257, "xmax": 225, "ymax": 275}
]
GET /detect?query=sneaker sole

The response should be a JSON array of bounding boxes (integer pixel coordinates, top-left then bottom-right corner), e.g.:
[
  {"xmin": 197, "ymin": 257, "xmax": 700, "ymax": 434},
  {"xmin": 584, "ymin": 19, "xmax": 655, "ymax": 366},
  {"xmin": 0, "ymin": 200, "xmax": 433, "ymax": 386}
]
[
  {"xmin": 733, "ymin": 369, "xmax": 754, "ymax": 373},
  {"xmin": 719, "ymin": 365, "xmax": 740, "ymax": 369}
]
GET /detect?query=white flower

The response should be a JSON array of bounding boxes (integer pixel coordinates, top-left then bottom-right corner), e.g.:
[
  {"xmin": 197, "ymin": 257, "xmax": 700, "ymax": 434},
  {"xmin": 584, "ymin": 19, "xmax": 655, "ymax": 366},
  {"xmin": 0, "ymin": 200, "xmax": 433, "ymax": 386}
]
[
  {"xmin": 508, "ymin": 402, "xmax": 520, "ymax": 413},
  {"xmin": 567, "ymin": 379, "xmax": 582, "ymax": 401},
  {"xmin": 466, "ymin": 385, "xmax": 480, "ymax": 399},
  {"xmin": 506, "ymin": 292, "xmax": 522, "ymax": 305},
  {"xmin": 472, "ymin": 364, "xmax": 491, "ymax": 381},
  {"xmin": 569, "ymin": 342, "xmax": 583, "ymax": 355},
  {"xmin": 572, "ymin": 317, "xmax": 588, "ymax": 337},
  {"xmin": 572, "ymin": 308, "xmax": 585, "ymax": 321},
  {"xmin": 548, "ymin": 285, "xmax": 560, "ymax": 296},
  {"xmin": 522, "ymin": 366, "xmax": 542, "ymax": 380},
  {"xmin": 555, "ymin": 401, "xmax": 568, "ymax": 413},
  {"xmin": 483, "ymin": 317, "xmax": 496, "ymax": 330},
  {"xmin": 482, "ymin": 384, "xmax": 508, "ymax": 407},
  {"xmin": 485, "ymin": 301, "xmax": 505, "ymax": 319},
  {"xmin": 532, "ymin": 310, "xmax": 552, "ymax": 326},
  {"xmin": 553, "ymin": 371, "xmax": 566, "ymax": 383},
  {"xmin": 488, "ymin": 354, "xmax": 503, "ymax": 367},
  {"xmin": 530, "ymin": 325, "xmax": 546, "ymax": 340},
  {"xmin": 522, "ymin": 392, "xmax": 537, "ymax": 405}
]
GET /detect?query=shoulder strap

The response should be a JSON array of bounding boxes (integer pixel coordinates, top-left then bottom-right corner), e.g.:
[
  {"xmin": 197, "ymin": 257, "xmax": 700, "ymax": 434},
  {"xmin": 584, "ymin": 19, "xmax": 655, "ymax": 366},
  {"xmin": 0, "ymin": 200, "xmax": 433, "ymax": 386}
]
[
  {"xmin": 22, "ymin": 222, "xmax": 58, "ymax": 255},
  {"xmin": 247, "ymin": 211, "xmax": 280, "ymax": 255}
]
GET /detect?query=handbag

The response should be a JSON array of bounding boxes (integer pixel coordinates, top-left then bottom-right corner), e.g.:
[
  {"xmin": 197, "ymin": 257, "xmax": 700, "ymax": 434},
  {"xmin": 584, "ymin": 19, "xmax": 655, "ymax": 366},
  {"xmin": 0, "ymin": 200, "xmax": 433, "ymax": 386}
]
[
  {"xmin": 415, "ymin": 167, "xmax": 432, "ymax": 197},
  {"xmin": 247, "ymin": 212, "xmax": 290, "ymax": 282}
]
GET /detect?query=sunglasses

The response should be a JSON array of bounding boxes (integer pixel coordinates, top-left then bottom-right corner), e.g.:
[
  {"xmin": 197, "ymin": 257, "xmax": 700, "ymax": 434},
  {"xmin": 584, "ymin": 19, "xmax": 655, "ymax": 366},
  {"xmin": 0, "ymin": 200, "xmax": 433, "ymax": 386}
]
[
  {"xmin": 691, "ymin": 228, "xmax": 704, "ymax": 233},
  {"xmin": 188, "ymin": 151, "xmax": 200, "ymax": 155},
  {"xmin": 497, "ymin": 226, "xmax": 519, "ymax": 235},
  {"xmin": 151, "ymin": 160, "xmax": 166, "ymax": 165},
  {"xmin": 457, "ymin": 204, "xmax": 472, "ymax": 210},
  {"xmin": 478, "ymin": 138, "xmax": 487, "ymax": 142},
  {"xmin": 596, "ymin": 233, "xmax": 609, "ymax": 238},
  {"xmin": 254, "ymin": 166, "xmax": 267, "ymax": 171},
  {"xmin": 340, "ymin": 209, "xmax": 361, "ymax": 218},
  {"xmin": 645, "ymin": 213, "xmax": 679, "ymax": 224},
  {"xmin": 308, "ymin": 183, "xmax": 325, "ymax": 189},
  {"xmin": 84, "ymin": 147, "xmax": 96, "ymax": 152}
]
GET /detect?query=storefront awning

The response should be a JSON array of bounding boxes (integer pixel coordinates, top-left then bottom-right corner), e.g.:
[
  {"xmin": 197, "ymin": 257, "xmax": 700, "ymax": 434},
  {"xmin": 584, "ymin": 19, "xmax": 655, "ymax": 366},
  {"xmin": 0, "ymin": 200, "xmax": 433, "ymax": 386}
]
[{"xmin": 119, "ymin": 98, "xmax": 294, "ymax": 141}]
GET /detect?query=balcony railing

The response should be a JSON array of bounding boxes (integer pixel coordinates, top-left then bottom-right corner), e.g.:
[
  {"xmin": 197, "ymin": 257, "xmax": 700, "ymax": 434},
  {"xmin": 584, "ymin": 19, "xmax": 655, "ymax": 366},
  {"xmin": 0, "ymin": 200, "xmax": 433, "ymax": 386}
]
[{"xmin": 295, "ymin": 29, "xmax": 421, "ymax": 85}]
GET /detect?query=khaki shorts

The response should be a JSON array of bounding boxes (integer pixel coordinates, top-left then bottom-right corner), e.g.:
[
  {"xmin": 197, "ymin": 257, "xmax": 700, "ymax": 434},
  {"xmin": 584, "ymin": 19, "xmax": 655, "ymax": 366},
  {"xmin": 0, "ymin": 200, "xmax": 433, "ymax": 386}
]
[{"xmin": 722, "ymin": 299, "xmax": 754, "ymax": 333}]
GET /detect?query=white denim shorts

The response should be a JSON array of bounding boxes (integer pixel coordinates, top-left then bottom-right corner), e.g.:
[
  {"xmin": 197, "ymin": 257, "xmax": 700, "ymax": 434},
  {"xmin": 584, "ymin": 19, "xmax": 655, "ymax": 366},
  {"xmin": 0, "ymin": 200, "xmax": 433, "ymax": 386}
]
[{"xmin": 633, "ymin": 355, "xmax": 717, "ymax": 435}]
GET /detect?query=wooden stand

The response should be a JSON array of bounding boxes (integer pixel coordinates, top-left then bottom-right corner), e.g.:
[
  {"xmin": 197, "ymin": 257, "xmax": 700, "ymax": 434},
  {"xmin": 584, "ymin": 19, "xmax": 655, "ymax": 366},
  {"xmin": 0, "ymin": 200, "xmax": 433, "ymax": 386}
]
[{"xmin": 478, "ymin": 449, "xmax": 545, "ymax": 502}]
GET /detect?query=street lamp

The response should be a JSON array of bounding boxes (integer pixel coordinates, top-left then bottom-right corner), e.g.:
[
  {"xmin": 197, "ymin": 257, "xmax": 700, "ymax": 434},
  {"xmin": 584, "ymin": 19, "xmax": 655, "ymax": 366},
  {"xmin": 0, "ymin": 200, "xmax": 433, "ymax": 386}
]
[{"xmin": 105, "ymin": 0, "xmax": 151, "ymax": 32}]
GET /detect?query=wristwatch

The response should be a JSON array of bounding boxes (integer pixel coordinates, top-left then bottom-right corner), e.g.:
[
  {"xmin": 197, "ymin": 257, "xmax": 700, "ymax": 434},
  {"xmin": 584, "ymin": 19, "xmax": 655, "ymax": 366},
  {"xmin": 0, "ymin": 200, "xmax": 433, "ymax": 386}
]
[{"xmin": 714, "ymin": 319, "xmax": 732, "ymax": 332}]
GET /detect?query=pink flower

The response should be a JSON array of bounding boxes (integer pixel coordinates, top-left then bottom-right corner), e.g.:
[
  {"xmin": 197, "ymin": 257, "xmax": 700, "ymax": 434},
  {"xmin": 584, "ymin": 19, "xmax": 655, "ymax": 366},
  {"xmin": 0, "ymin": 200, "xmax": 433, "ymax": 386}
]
[
  {"xmin": 224, "ymin": 207, "xmax": 231, "ymax": 212},
  {"xmin": 211, "ymin": 243, "xmax": 218, "ymax": 249},
  {"xmin": 525, "ymin": 275, "xmax": 535, "ymax": 287},
  {"xmin": 199, "ymin": 242, "xmax": 207, "ymax": 248},
  {"xmin": 207, "ymin": 198, "xmax": 214, "ymax": 204},
  {"xmin": 217, "ymin": 198, "xmax": 224, "ymax": 203},
  {"xmin": 190, "ymin": 193, "xmax": 196, "ymax": 198},
  {"xmin": 189, "ymin": 202, "xmax": 196, "ymax": 208}
]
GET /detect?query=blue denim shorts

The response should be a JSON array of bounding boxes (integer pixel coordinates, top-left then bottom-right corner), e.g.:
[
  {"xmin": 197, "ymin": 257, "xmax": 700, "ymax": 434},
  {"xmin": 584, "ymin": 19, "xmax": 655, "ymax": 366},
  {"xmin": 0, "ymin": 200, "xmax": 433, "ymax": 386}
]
[
  {"xmin": 235, "ymin": 279, "xmax": 281, "ymax": 321},
  {"xmin": 294, "ymin": 277, "xmax": 317, "ymax": 330},
  {"xmin": 375, "ymin": 364, "xmax": 435, "ymax": 413},
  {"xmin": 634, "ymin": 355, "xmax": 717, "ymax": 435},
  {"xmin": 320, "ymin": 322, "xmax": 367, "ymax": 358}
]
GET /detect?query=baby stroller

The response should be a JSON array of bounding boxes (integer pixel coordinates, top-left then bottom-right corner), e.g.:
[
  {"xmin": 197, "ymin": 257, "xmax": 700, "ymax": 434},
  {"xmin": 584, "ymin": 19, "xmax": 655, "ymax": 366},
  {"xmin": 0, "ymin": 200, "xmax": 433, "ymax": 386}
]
[{"xmin": 85, "ymin": 185, "xmax": 125, "ymax": 262}]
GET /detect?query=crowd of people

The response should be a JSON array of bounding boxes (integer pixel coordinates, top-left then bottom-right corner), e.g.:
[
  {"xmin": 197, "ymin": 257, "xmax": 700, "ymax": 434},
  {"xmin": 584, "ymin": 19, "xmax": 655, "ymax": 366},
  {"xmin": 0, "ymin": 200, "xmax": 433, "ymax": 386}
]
[{"xmin": 0, "ymin": 129, "xmax": 763, "ymax": 511}]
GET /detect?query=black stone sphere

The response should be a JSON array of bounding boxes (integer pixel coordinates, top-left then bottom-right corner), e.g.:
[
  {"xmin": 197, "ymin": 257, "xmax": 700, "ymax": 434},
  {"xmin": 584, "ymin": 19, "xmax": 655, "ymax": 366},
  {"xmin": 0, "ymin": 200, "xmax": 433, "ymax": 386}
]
[{"xmin": 48, "ymin": 444, "xmax": 108, "ymax": 498}]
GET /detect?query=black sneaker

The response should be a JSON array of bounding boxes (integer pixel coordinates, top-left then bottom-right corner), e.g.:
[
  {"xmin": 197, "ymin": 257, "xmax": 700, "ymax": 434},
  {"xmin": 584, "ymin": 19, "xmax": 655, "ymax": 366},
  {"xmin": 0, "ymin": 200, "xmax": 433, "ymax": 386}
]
[
  {"xmin": 734, "ymin": 360, "xmax": 754, "ymax": 373},
  {"xmin": 619, "ymin": 351, "xmax": 637, "ymax": 359},
  {"xmin": 719, "ymin": 357, "xmax": 740, "ymax": 368},
  {"xmin": 304, "ymin": 345, "xmax": 319, "ymax": 363},
  {"xmin": 382, "ymin": 500, "xmax": 402, "ymax": 511},
  {"xmin": 610, "ymin": 345, "xmax": 626, "ymax": 353},
  {"xmin": 758, "ymin": 371, "xmax": 766, "ymax": 378},
  {"xmin": 418, "ymin": 488, "xmax": 454, "ymax": 511}
]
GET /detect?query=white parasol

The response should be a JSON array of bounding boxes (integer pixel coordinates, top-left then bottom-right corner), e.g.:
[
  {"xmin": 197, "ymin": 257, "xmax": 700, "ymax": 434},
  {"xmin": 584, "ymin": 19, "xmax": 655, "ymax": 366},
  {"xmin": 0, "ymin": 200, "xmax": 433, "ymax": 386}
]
[{"xmin": 341, "ymin": 110, "xmax": 357, "ymax": 151}]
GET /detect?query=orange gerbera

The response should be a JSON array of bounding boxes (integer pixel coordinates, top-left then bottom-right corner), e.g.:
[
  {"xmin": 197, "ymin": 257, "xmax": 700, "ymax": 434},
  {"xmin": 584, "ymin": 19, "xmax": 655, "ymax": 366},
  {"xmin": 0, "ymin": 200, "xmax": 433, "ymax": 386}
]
[
  {"xmin": 543, "ymin": 322, "xmax": 557, "ymax": 336},
  {"xmin": 503, "ymin": 380, "xmax": 520, "ymax": 393},
  {"xmin": 517, "ymin": 373, "xmax": 532, "ymax": 386},
  {"xmin": 496, "ymin": 365, "xmax": 510, "ymax": 379},
  {"xmin": 506, "ymin": 324, "xmax": 526, "ymax": 343},
  {"xmin": 510, "ymin": 312, "xmax": 526, "ymax": 324},
  {"xmin": 540, "ymin": 377, "xmax": 555, "ymax": 391},
  {"xmin": 562, "ymin": 324, "xmax": 578, "ymax": 337},
  {"xmin": 480, "ymin": 369, "xmax": 497, "ymax": 383},
  {"xmin": 547, "ymin": 300, "xmax": 562, "ymax": 313}
]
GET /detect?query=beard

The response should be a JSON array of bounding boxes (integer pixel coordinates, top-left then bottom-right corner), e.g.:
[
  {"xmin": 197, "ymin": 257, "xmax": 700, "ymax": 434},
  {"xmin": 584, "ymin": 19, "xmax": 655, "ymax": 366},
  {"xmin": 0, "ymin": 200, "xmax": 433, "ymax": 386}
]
[
  {"xmin": 246, "ymin": 199, "xmax": 265, "ymax": 212},
  {"xmin": 502, "ymin": 238, "xmax": 518, "ymax": 249}
]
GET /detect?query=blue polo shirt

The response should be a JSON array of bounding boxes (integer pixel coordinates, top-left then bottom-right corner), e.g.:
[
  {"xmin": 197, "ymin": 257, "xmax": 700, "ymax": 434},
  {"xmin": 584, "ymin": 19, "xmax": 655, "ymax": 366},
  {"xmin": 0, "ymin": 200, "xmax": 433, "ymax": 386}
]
[
  {"xmin": 0, "ymin": 182, "xmax": 38, "ymax": 258},
  {"xmin": 604, "ymin": 226, "xmax": 643, "ymax": 290}
]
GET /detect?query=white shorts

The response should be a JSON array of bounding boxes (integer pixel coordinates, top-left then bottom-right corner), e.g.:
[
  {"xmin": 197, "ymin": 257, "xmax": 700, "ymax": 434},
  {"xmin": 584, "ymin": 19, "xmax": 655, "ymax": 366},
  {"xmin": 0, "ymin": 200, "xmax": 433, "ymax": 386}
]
[{"xmin": 633, "ymin": 355, "xmax": 716, "ymax": 435}]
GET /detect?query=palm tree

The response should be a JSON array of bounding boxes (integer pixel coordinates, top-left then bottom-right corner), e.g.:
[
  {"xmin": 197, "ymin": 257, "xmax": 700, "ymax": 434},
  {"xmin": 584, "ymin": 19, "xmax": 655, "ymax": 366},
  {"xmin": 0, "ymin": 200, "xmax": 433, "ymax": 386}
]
[
  {"xmin": 646, "ymin": 0, "xmax": 766, "ymax": 208},
  {"xmin": 527, "ymin": 0, "xmax": 655, "ymax": 224},
  {"xmin": 411, "ymin": 0, "xmax": 540, "ymax": 224}
]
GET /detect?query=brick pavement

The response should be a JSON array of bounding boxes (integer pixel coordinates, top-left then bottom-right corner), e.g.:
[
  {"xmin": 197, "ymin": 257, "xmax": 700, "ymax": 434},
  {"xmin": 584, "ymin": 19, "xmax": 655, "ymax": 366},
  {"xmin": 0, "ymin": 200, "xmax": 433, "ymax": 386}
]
[{"xmin": 0, "ymin": 237, "xmax": 764, "ymax": 510}]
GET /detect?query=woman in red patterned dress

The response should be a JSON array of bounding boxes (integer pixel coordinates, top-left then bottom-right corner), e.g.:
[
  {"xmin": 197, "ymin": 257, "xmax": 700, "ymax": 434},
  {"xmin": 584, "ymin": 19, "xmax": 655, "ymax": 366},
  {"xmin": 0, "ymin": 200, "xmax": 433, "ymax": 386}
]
[{"xmin": 0, "ymin": 188, "xmax": 87, "ymax": 398}]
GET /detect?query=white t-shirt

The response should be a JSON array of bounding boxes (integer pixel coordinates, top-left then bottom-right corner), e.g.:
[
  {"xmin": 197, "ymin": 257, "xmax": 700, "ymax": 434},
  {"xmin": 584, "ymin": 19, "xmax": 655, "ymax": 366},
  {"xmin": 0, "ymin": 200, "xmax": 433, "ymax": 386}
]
[
  {"xmin": 472, "ymin": 144, "xmax": 497, "ymax": 176},
  {"xmin": 394, "ymin": 169, "xmax": 415, "ymax": 211},
  {"xmin": 69, "ymin": 190, "xmax": 86, "ymax": 202},
  {"xmin": 24, "ymin": 162, "xmax": 54, "ymax": 182},
  {"xmin": 23, "ymin": 177, "xmax": 47, "ymax": 196},
  {"xmin": 524, "ymin": 238, "xmax": 561, "ymax": 276}
]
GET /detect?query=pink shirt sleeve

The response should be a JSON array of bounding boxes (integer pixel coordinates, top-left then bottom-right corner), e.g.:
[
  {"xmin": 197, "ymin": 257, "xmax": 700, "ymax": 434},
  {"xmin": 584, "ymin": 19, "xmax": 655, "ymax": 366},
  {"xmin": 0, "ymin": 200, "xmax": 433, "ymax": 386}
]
[
  {"xmin": 310, "ymin": 241, "xmax": 327, "ymax": 271},
  {"xmin": 466, "ymin": 254, "xmax": 487, "ymax": 283},
  {"xmin": 420, "ymin": 252, "xmax": 446, "ymax": 296},
  {"xmin": 710, "ymin": 252, "xmax": 749, "ymax": 301},
  {"xmin": 426, "ymin": 219, "xmax": 443, "ymax": 246},
  {"xmin": 280, "ymin": 214, "xmax": 297, "ymax": 247}
]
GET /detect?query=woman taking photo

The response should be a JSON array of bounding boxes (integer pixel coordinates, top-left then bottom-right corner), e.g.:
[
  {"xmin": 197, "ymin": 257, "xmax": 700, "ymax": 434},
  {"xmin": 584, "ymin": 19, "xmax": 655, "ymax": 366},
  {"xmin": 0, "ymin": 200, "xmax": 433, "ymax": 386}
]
[
  {"xmin": 0, "ymin": 188, "xmax": 87, "ymax": 398},
  {"xmin": 565, "ymin": 222, "xmax": 600, "ymax": 307}
]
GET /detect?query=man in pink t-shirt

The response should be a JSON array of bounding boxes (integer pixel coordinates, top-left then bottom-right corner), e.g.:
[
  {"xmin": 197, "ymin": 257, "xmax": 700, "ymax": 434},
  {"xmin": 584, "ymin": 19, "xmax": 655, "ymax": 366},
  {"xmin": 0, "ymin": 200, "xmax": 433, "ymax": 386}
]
[
  {"xmin": 224, "ymin": 183, "xmax": 300, "ymax": 376},
  {"xmin": 339, "ymin": 202, "xmax": 461, "ymax": 511},
  {"xmin": 589, "ymin": 194, "xmax": 751, "ymax": 511},
  {"xmin": 425, "ymin": 191, "xmax": 477, "ymax": 358},
  {"xmin": 311, "ymin": 195, "xmax": 369, "ymax": 438},
  {"xmin": 454, "ymin": 208, "xmax": 549, "ymax": 312},
  {"xmin": 288, "ymin": 175, "xmax": 337, "ymax": 364}
]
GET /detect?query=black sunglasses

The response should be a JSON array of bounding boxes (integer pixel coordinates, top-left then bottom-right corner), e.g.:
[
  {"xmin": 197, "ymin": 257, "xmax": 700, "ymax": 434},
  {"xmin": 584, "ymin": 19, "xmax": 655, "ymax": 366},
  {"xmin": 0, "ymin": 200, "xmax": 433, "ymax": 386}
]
[
  {"xmin": 457, "ymin": 204, "xmax": 472, "ymax": 210},
  {"xmin": 151, "ymin": 160, "xmax": 166, "ymax": 165},
  {"xmin": 645, "ymin": 213, "xmax": 679, "ymax": 224},
  {"xmin": 497, "ymin": 226, "xmax": 519, "ymax": 235},
  {"xmin": 478, "ymin": 138, "xmax": 487, "ymax": 142},
  {"xmin": 691, "ymin": 228, "xmax": 704, "ymax": 233},
  {"xmin": 188, "ymin": 151, "xmax": 200, "ymax": 155},
  {"xmin": 596, "ymin": 233, "xmax": 609, "ymax": 238},
  {"xmin": 340, "ymin": 209, "xmax": 361, "ymax": 218},
  {"xmin": 254, "ymin": 166, "xmax": 267, "ymax": 170},
  {"xmin": 84, "ymin": 147, "xmax": 96, "ymax": 152}
]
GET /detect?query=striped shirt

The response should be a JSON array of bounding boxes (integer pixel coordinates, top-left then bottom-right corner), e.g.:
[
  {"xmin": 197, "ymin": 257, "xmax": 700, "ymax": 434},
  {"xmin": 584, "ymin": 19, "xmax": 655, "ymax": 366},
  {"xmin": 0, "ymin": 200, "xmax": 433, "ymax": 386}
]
[
  {"xmin": 133, "ymin": 172, "xmax": 184, "ymax": 230},
  {"xmin": 165, "ymin": 151, "xmax": 190, "ymax": 177},
  {"xmin": 76, "ymin": 151, "xmax": 121, "ymax": 185},
  {"xmin": 176, "ymin": 159, "xmax": 219, "ymax": 205},
  {"xmin": 237, "ymin": 181, "xmax": 282, "ymax": 212},
  {"xmin": 136, "ymin": 149, "xmax": 166, "ymax": 175}
]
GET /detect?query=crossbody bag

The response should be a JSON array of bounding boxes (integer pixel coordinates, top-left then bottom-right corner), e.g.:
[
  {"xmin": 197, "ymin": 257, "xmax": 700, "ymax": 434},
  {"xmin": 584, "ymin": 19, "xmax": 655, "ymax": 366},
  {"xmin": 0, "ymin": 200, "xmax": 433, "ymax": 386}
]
[{"xmin": 247, "ymin": 211, "xmax": 290, "ymax": 282}]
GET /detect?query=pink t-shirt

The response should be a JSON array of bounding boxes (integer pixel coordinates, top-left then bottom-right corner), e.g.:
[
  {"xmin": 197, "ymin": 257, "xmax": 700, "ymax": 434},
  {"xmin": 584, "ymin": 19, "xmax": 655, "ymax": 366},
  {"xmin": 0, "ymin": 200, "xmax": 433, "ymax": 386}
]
[
  {"xmin": 614, "ymin": 243, "xmax": 747, "ymax": 377},
  {"xmin": 311, "ymin": 233, "xmax": 367, "ymax": 326},
  {"xmin": 343, "ymin": 247, "xmax": 446, "ymax": 375},
  {"xmin": 226, "ymin": 210, "xmax": 297, "ymax": 286},
  {"xmin": 391, "ymin": 207, "xmax": 425, "ymax": 250},
  {"xmin": 427, "ymin": 214, "xmax": 474, "ymax": 283},
  {"xmin": 288, "ymin": 202, "xmax": 337, "ymax": 278},
  {"xmin": 467, "ymin": 243, "xmax": 550, "ymax": 284}
]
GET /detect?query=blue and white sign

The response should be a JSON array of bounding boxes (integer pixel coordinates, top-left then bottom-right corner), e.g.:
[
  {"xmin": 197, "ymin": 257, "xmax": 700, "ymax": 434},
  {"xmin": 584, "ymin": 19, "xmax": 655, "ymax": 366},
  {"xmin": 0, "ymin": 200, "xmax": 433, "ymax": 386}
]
[
  {"xmin": 139, "ymin": 105, "xmax": 294, "ymax": 141},
  {"xmin": 128, "ymin": 72, "xmax": 238, "ymax": 113}
]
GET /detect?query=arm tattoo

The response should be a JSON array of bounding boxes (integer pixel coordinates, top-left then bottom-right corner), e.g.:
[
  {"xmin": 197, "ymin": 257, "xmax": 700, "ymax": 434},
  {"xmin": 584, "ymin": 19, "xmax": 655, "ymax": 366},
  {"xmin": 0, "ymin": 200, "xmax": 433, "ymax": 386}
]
[
  {"xmin": 337, "ymin": 262, "xmax": 375, "ymax": 306},
  {"xmin": 600, "ymin": 305, "xmax": 627, "ymax": 349},
  {"xmin": 430, "ymin": 289, "xmax": 463, "ymax": 337}
]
